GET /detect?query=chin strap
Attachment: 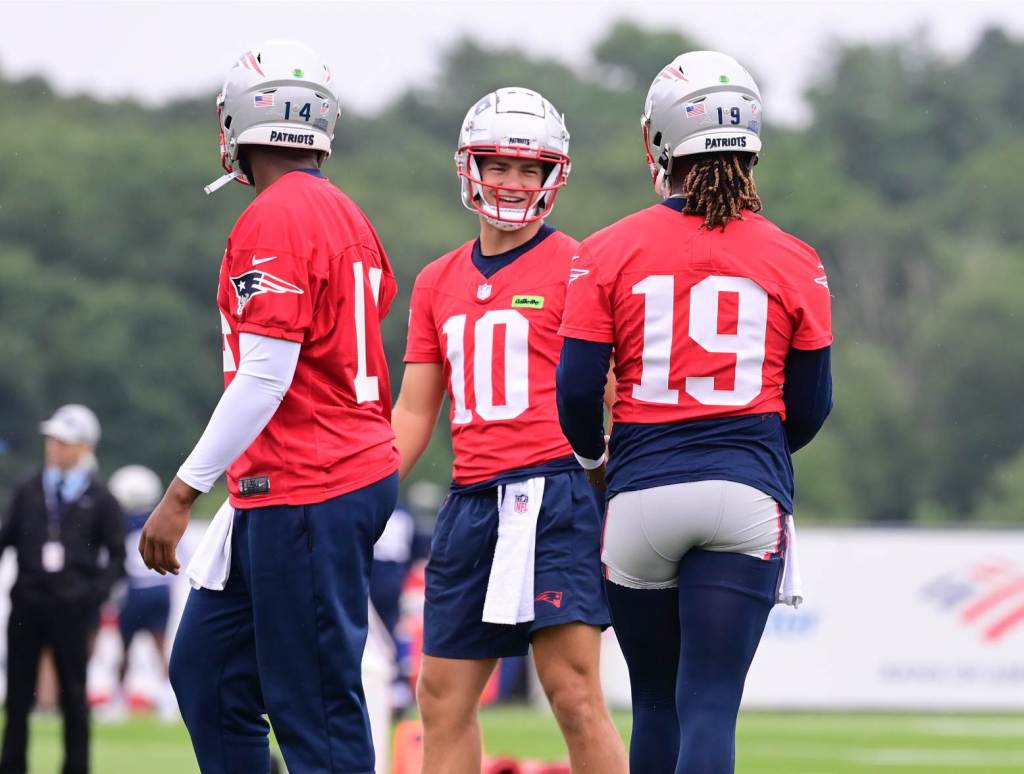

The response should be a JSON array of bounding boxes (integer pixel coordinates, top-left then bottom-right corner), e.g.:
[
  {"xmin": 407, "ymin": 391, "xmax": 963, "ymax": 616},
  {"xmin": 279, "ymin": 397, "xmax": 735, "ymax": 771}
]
[
  {"xmin": 483, "ymin": 213, "xmax": 532, "ymax": 232},
  {"xmin": 653, "ymin": 168, "xmax": 673, "ymax": 199},
  {"xmin": 204, "ymin": 170, "xmax": 244, "ymax": 196},
  {"xmin": 653, "ymin": 144, "xmax": 676, "ymax": 199}
]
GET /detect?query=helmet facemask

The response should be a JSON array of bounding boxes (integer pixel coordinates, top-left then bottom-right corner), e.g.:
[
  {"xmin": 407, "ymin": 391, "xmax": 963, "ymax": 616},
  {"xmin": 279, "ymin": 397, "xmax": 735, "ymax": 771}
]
[
  {"xmin": 455, "ymin": 87, "xmax": 571, "ymax": 229},
  {"xmin": 457, "ymin": 145, "xmax": 569, "ymax": 231},
  {"xmin": 215, "ymin": 92, "xmax": 251, "ymax": 188},
  {"xmin": 641, "ymin": 114, "xmax": 676, "ymax": 198}
]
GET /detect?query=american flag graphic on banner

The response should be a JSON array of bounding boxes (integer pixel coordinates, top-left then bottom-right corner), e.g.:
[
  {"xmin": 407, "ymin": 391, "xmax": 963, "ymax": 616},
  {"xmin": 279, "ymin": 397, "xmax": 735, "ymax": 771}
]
[
  {"xmin": 254, "ymin": 94, "xmax": 275, "ymax": 108},
  {"xmin": 922, "ymin": 558, "xmax": 1024, "ymax": 643},
  {"xmin": 685, "ymin": 103, "xmax": 706, "ymax": 118}
]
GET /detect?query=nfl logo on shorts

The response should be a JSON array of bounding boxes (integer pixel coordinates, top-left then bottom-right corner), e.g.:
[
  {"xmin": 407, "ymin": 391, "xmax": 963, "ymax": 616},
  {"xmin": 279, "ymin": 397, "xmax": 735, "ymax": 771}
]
[
  {"xmin": 514, "ymin": 494, "xmax": 529, "ymax": 513},
  {"xmin": 477, "ymin": 283, "xmax": 492, "ymax": 301}
]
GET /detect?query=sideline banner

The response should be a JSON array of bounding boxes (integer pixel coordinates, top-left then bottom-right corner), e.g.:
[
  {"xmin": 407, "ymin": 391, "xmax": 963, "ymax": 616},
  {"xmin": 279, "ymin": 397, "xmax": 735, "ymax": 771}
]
[{"xmin": 599, "ymin": 527, "xmax": 1024, "ymax": 711}]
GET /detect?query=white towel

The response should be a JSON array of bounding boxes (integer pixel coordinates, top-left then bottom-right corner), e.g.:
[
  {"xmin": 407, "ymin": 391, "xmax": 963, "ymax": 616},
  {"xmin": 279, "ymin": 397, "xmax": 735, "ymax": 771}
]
[
  {"xmin": 185, "ymin": 498, "xmax": 235, "ymax": 591},
  {"xmin": 777, "ymin": 513, "xmax": 804, "ymax": 608},
  {"xmin": 482, "ymin": 477, "xmax": 545, "ymax": 625}
]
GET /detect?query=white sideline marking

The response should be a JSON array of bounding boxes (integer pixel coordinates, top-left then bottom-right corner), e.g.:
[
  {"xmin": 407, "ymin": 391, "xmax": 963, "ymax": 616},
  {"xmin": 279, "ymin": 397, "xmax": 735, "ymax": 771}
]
[
  {"xmin": 742, "ymin": 743, "xmax": 1024, "ymax": 768},
  {"xmin": 909, "ymin": 718, "xmax": 1024, "ymax": 737},
  {"xmin": 855, "ymin": 748, "xmax": 1024, "ymax": 768}
]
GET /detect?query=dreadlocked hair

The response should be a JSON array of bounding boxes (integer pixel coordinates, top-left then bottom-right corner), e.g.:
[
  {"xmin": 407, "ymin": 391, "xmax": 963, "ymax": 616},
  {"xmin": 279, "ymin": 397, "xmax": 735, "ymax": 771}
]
[{"xmin": 679, "ymin": 152, "xmax": 762, "ymax": 231}]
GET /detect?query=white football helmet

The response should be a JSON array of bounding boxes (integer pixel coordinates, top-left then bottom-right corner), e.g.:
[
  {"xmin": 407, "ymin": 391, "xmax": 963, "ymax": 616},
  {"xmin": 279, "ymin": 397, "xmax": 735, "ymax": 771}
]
[
  {"xmin": 642, "ymin": 51, "xmax": 763, "ymax": 197},
  {"xmin": 455, "ymin": 87, "xmax": 571, "ymax": 231},
  {"xmin": 206, "ymin": 40, "xmax": 340, "ymax": 194},
  {"xmin": 109, "ymin": 465, "xmax": 163, "ymax": 513}
]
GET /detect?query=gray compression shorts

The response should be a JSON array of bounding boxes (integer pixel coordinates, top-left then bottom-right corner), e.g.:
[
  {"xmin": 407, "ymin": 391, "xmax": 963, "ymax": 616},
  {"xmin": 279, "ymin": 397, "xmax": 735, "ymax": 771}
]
[{"xmin": 602, "ymin": 480, "xmax": 785, "ymax": 590}]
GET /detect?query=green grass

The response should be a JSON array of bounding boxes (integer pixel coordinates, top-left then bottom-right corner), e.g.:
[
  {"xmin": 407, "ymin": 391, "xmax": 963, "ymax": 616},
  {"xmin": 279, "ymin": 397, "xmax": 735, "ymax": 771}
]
[
  {"xmin": 480, "ymin": 708, "xmax": 1024, "ymax": 772},
  {"xmin": 9, "ymin": 708, "xmax": 1024, "ymax": 772}
]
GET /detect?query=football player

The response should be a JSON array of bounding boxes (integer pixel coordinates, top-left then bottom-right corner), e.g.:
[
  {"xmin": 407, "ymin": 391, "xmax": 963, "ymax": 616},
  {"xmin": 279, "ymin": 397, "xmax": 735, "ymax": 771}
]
[
  {"xmin": 107, "ymin": 465, "xmax": 176, "ymax": 721},
  {"xmin": 138, "ymin": 41, "xmax": 399, "ymax": 774},
  {"xmin": 557, "ymin": 52, "xmax": 833, "ymax": 773},
  {"xmin": 392, "ymin": 87, "xmax": 627, "ymax": 774}
]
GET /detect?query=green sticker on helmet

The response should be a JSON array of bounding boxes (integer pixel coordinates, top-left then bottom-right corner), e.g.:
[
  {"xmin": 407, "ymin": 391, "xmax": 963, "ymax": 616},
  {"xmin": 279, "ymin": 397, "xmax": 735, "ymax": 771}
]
[
  {"xmin": 719, "ymin": 74, "xmax": 730, "ymax": 83},
  {"xmin": 293, "ymin": 68, "xmax": 304, "ymax": 78}
]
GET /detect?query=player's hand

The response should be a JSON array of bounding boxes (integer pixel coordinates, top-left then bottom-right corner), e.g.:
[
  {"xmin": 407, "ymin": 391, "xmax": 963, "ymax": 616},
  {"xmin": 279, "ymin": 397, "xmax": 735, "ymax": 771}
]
[
  {"xmin": 586, "ymin": 463, "xmax": 607, "ymax": 493},
  {"xmin": 139, "ymin": 477, "xmax": 199, "ymax": 575}
]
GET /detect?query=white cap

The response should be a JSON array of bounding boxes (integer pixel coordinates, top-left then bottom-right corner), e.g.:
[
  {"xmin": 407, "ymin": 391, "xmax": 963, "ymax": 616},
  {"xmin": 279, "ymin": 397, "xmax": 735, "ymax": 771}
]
[{"xmin": 40, "ymin": 404, "xmax": 101, "ymax": 446}]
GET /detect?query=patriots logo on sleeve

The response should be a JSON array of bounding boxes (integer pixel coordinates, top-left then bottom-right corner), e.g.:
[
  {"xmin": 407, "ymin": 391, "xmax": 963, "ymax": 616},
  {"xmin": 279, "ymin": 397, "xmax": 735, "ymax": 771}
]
[
  {"xmin": 568, "ymin": 254, "xmax": 590, "ymax": 284},
  {"xmin": 813, "ymin": 263, "xmax": 830, "ymax": 290},
  {"xmin": 230, "ymin": 270, "xmax": 303, "ymax": 314}
]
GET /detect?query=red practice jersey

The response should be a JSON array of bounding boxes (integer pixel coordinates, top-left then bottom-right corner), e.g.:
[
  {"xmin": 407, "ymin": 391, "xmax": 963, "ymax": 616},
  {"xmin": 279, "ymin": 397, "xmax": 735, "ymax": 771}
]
[
  {"xmin": 217, "ymin": 170, "xmax": 399, "ymax": 507},
  {"xmin": 405, "ymin": 229, "xmax": 578, "ymax": 484},
  {"xmin": 560, "ymin": 204, "xmax": 832, "ymax": 424}
]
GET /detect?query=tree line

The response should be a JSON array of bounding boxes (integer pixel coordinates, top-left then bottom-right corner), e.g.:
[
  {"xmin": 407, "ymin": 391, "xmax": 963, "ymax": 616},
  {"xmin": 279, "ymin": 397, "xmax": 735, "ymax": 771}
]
[{"xmin": 1, "ymin": 22, "xmax": 1021, "ymax": 524}]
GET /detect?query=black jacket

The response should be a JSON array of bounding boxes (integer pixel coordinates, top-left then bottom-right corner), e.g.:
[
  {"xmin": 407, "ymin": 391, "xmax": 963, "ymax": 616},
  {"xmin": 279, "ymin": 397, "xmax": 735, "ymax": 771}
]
[{"xmin": 0, "ymin": 472, "xmax": 126, "ymax": 608}]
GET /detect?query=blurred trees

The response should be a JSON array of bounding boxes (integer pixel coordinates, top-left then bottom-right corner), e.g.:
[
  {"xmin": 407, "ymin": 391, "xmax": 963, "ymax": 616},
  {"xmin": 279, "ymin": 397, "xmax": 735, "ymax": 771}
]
[{"xmin": 0, "ymin": 23, "xmax": 1021, "ymax": 523}]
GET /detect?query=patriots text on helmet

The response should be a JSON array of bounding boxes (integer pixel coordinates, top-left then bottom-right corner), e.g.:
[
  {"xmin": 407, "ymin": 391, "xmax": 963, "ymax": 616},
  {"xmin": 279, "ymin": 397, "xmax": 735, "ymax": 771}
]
[
  {"xmin": 704, "ymin": 136, "xmax": 748, "ymax": 149},
  {"xmin": 269, "ymin": 130, "xmax": 316, "ymax": 146}
]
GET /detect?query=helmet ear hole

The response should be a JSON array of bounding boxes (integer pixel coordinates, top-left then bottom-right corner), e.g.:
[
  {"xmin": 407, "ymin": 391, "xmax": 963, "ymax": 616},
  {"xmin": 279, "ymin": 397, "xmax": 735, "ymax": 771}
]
[
  {"xmin": 224, "ymin": 115, "xmax": 232, "ymax": 130},
  {"xmin": 653, "ymin": 131, "xmax": 662, "ymax": 147}
]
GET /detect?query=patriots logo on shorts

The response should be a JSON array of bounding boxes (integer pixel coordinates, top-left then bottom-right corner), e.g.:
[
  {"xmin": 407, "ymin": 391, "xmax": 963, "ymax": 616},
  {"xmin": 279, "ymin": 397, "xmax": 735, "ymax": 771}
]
[
  {"xmin": 535, "ymin": 590, "xmax": 564, "ymax": 608},
  {"xmin": 230, "ymin": 270, "xmax": 303, "ymax": 314},
  {"xmin": 514, "ymin": 493, "xmax": 529, "ymax": 513}
]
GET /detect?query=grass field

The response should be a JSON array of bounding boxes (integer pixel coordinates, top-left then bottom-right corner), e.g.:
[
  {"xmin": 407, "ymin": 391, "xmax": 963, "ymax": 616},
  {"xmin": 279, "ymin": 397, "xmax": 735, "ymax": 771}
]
[{"xmin": 9, "ymin": 708, "xmax": 1024, "ymax": 773}]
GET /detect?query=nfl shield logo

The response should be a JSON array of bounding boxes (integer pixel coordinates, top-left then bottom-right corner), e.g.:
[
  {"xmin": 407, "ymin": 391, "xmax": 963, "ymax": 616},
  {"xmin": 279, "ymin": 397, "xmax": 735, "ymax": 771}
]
[
  {"xmin": 477, "ymin": 283, "xmax": 492, "ymax": 301},
  {"xmin": 514, "ymin": 494, "xmax": 529, "ymax": 513}
]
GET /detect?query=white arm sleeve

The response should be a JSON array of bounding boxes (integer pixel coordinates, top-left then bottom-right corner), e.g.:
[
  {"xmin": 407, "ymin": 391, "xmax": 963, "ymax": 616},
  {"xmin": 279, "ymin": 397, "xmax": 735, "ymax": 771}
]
[{"xmin": 177, "ymin": 333, "xmax": 301, "ymax": 493}]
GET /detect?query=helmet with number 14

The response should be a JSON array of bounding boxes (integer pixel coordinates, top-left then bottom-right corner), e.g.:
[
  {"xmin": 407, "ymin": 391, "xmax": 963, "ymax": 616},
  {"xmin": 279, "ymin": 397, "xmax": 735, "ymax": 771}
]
[{"xmin": 206, "ymin": 40, "xmax": 341, "ymax": 194}]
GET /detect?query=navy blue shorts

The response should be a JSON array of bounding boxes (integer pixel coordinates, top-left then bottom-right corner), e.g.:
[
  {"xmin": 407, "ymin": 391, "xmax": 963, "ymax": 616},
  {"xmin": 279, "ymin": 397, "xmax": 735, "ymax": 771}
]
[
  {"xmin": 119, "ymin": 585, "xmax": 171, "ymax": 645},
  {"xmin": 424, "ymin": 469, "xmax": 610, "ymax": 659}
]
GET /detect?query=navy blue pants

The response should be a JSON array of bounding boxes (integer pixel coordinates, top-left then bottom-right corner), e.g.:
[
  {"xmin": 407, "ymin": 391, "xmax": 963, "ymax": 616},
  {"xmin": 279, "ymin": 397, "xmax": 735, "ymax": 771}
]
[{"xmin": 169, "ymin": 473, "xmax": 398, "ymax": 774}]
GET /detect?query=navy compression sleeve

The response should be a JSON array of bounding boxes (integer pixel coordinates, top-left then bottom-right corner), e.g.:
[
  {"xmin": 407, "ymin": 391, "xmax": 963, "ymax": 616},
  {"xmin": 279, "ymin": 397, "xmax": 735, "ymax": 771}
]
[
  {"xmin": 782, "ymin": 346, "xmax": 833, "ymax": 453},
  {"xmin": 556, "ymin": 338, "xmax": 613, "ymax": 461}
]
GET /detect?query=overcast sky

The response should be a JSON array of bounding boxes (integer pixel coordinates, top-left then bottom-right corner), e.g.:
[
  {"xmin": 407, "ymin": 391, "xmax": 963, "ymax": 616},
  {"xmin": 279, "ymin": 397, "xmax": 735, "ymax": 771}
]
[{"xmin": 3, "ymin": 0, "xmax": 1023, "ymax": 125}]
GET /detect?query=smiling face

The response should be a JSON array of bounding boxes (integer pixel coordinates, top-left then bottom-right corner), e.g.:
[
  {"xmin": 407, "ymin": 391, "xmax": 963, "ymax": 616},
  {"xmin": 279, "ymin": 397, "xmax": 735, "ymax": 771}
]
[{"xmin": 476, "ymin": 155, "xmax": 547, "ymax": 211}]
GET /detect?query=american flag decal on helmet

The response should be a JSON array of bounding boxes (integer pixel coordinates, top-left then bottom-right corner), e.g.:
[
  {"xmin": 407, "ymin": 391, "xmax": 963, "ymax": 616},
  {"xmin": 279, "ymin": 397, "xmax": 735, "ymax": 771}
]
[{"xmin": 230, "ymin": 270, "xmax": 303, "ymax": 315}]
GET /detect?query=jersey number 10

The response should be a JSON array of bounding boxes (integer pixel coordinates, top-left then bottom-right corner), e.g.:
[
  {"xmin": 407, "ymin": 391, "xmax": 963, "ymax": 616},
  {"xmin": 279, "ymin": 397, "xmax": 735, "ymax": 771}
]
[
  {"xmin": 633, "ymin": 274, "xmax": 768, "ymax": 407},
  {"xmin": 441, "ymin": 310, "xmax": 530, "ymax": 424}
]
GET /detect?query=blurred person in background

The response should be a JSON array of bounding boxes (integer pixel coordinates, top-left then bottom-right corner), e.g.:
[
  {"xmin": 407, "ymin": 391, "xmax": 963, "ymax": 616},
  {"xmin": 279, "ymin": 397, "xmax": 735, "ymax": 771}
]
[
  {"xmin": 104, "ymin": 465, "xmax": 177, "ymax": 721},
  {"xmin": 557, "ymin": 52, "xmax": 833, "ymax": 773},
  {"xmin": 369, "ymin": 498, "xmax": 429, "ymax": 714},
  {"xmin": 392, "ymin": 87, "xmax": 626, "ymax": 774},
  {"xmin": 138, "ymin": 40, "xmax": 400, "ymax": 774},
  {"xmin": 0, "ymin": 404, "xmax": 125, "ymax": 774}
]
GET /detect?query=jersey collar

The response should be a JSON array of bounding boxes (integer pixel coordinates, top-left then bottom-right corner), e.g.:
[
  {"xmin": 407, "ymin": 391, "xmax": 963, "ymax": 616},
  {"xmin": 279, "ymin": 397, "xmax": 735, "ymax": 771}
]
[
  {"xmin": 471, "ymin": 224, "xmax": 555, "ymax": 279},
  {"xmin": 660, "ymin": 196, "xmax": 688, "ymax": 212}
]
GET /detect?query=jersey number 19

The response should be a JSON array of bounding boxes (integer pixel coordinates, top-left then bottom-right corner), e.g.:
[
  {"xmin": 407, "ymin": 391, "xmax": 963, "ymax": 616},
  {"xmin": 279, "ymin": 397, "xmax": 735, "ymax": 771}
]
[{"xmin": 633, "ymin": 274, "xmax": 768, "ymax": 407}]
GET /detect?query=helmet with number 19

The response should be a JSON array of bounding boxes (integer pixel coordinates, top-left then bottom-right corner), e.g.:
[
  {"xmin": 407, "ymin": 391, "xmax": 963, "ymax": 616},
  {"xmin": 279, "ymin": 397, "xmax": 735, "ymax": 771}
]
[
  {"xmin": 206, "ymin": 40, "xmax": 341, "ymax": 194},
  {"xmin": 642, "ymin": 51, "xmax": 763, "ymax": 198},
  {"xmin": 455, "ymin": 87, "xmax": 571, "ymax": 231}
]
